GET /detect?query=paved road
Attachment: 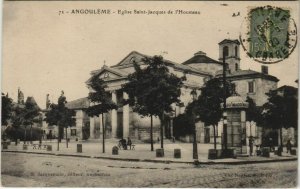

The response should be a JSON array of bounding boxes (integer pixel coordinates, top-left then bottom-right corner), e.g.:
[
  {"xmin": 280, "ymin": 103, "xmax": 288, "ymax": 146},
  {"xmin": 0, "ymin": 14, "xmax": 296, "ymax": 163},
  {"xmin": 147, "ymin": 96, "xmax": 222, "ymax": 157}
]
[{"xmin": 1, "ymin": 152, "xmax": 297, "ymax": 187}]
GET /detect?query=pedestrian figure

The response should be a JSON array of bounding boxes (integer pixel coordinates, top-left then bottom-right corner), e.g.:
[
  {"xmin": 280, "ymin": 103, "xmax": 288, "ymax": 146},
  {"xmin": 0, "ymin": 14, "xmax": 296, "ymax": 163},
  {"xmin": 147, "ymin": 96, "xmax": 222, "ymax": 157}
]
[
  {"xmin": 118, "ymin": 139, "xmax": 123, "ymax": 149},
  {"xmin": 249, "ymin": 136, "xmax": 254, "ymax": 156},
  {"xmin": 286, "ymin": 139, "xmax": 292, "ymax": 153},
  {"xmin": 172, "ymin": 136, "xmax": 175, "ymax": 143},
  {"xmin": 157, "ymin": 137, "xmax": 160, "ymax": 142},
  {"xmin": 269, "ymin": 137, "xmax": 273, "ymax": 152},
  {"xmin": 127, "ymin": 137, "xmax": 132, "ymax": 150},
  {"xmin": 122, "ymin": 138, "xmax": 127, "ymax": 150}
]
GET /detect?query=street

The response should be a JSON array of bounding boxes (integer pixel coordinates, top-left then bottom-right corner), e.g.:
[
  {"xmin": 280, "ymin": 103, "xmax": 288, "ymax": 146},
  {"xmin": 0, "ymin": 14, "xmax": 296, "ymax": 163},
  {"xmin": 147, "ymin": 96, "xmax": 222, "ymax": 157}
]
[{"xmin": 1, "ymin": 152, "xmax": 297, "ymax": 187}]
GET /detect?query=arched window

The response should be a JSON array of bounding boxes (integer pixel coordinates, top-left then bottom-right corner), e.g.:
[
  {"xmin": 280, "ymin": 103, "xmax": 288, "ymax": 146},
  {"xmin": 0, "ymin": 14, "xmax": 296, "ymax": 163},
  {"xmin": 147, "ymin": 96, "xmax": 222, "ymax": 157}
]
[
  {"xmin": 235, "ymin": 46, "xmax": 238, "ymax": 57},
  {"xmin": 223, "ymin": 46, "xmax": 229, "ymax": 57},
  {"xmin": 235, "ymin": 63, "xmax": 239, "ymax": 71}
]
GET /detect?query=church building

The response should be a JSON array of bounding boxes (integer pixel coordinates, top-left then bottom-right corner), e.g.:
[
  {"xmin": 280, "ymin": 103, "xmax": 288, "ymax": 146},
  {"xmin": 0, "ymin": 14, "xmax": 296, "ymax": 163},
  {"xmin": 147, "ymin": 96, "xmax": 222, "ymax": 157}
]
[{"xmin": 43, "ymin": 38, "xmax": 295, "ymax": 147}]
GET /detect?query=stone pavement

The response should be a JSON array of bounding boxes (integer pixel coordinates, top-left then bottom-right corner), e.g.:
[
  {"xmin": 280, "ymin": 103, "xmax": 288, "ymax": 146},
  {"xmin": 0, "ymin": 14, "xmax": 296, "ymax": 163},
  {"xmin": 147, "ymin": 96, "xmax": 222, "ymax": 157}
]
[
  {"xmin": 2, "ymin": 152, "xmax": 297, "ymax": 187},
  {"xmin": 2, "ymin": 139, "xmax": 297, "ymax": 164}
]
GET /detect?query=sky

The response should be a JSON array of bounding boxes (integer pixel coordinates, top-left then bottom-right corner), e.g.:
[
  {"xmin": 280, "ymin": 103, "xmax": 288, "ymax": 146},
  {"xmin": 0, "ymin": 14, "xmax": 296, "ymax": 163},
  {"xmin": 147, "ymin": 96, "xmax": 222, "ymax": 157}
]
[{"xmin": 2, "ymin": 1, "xmax": 299, "ymax": 109}]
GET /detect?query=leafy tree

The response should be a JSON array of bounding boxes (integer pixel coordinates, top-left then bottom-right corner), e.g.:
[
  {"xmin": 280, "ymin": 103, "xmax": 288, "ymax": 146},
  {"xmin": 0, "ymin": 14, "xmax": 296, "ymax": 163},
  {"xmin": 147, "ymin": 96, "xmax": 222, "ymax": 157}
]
[
  {"xmin": 1, "ymin": 93, "xmax": 13, "ymax": 126},
  {"xmin": 23, "ymin": 97, "xmax": 40, "ymax": 144},
  {"xmin": 45, "ymin": 92, "xmax": 75, "ymax": 150},
  {"xmin": 245, "ymin": 96, "xmax": 263, "ymax": 137},
  {"xmin": 86, "ymin": 77, "xmax": 118, "ymax": 153},
  {"xmin": 192, "ymin": 78, "xmax": 233, "ymax": 150},
  {"xmin": 262, "ymin": 90, "xmax": 297, "ymax": 151},
  {"xmin": 122, "ymin": 55, "xmax": 184, "ymax": 149}
]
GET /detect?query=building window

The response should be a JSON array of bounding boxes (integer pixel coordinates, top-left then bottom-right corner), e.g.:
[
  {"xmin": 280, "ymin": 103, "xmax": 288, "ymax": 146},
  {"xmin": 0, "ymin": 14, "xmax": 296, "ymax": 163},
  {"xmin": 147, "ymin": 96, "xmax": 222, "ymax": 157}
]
[
  {"xmin": 235, "ymin": 63, "xmax": 239, "ymax": 71},
  {"xmin": 235, "ymin": 46, "xmax": 238, "ymax": 57},
  {"xmin": 223, "ymin": 46, "xmax": 229, "ymax": 57},
  {"xmin": 71, "ymin": 129, "xmax": 77, "ymax": 136},
  {"xmin": 248, "ymin": 81, "xmax": 255, "ymax": 93}
]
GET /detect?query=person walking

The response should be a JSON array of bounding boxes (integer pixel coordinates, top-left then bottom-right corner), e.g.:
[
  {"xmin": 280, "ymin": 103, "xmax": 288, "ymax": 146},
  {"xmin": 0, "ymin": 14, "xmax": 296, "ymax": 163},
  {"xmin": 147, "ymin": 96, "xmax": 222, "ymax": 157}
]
[
  {"xmin": 127, "ymin": 137, "xmax": 132, "ymax": 150},
  {"xmin": 286, "ymin": 139, "xmax": 292, "ymax": 154},
  {"xmin": 249, "ymin": 136, "xmax": 254, "ymax": 156}
]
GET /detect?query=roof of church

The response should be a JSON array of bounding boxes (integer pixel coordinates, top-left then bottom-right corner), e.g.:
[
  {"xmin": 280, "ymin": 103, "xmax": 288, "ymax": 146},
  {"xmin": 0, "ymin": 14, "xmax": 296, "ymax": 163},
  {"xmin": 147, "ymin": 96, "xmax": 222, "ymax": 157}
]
[
  {"xmin": 219, "ymin": 39, "xmax": 240, "ymax": 45},
  {"xmin": 117, "ymin": 51, "xmax": 211, "ymax": 76},
  {"xmin": 90, "ymin": 65, "xmax": 127, "ymax": 77},
  {"xmin": 66, "ymin": 97, "xmax": 90, "ymax": 110},
  {"xmin": 182, "ymin": 51, "xmax": 222, "ymax": 65},
  {"xmin": 215, "ymin": 69, "xmax": 279, "ymax": 82},
  {"xmin": 89, "ymin": 51, "xmax": 212, "ymax": 81}
]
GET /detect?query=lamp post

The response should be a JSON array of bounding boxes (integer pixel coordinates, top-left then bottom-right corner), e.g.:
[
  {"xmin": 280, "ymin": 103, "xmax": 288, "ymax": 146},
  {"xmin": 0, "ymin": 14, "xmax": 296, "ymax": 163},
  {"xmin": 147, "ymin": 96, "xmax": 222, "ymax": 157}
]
[
  {"xmin": 191, "ymin": 89, "xmax": 198, "ymax": 160},
  {"xmin": 222, "ymin": 49, "xmax": 228, "ymax": 150}
]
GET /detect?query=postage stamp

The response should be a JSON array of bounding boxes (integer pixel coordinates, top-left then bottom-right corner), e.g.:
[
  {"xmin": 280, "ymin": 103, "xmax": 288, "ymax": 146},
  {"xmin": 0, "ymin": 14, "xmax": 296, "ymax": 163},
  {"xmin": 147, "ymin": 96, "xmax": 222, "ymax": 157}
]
[{"xmin": 240, "ymin": 6, "xmax": 297, "ymax": 64}]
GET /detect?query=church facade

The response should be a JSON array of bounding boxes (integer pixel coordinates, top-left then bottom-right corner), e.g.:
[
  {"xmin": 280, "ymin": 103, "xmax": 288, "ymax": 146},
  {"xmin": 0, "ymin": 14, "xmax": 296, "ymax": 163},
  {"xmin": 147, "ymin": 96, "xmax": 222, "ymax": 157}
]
[{"xmin": 85, "ymin": 50, "xmax": 211, "ymax": 141}]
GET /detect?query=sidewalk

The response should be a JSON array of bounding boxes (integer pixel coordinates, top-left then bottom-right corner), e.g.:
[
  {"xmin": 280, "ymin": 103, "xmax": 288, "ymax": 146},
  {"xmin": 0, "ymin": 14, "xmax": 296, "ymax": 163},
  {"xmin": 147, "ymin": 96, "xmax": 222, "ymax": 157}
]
[{"xmin": 2, "ymin": 139, "xmax": 297, "ymax": 165}]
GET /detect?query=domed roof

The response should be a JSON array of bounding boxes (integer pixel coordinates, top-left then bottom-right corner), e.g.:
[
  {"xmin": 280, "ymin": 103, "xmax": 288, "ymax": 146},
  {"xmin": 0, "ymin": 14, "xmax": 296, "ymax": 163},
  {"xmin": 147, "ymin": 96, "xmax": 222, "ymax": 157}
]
[{"xmin": 222, "ymin": 94, "xmax": 248, "ymax": 109}]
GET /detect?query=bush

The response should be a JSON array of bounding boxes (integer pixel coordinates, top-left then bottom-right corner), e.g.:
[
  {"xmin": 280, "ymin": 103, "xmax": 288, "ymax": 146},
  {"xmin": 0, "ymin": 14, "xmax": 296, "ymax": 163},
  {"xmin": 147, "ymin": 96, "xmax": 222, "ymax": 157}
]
[
  {"xmin": 4, "ymin": 126, "xmax": 43, "ymax": 141},
  {"xmin": 173, "ymin": 113, "xmax": 193, "ymax": 139}
]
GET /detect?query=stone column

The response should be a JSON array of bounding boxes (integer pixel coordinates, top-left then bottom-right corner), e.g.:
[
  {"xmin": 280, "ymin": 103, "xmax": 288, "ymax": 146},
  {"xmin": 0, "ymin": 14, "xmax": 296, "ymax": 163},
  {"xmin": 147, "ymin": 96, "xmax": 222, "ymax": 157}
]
[
  {"xmin": 76, "ymin": 110, "xmax": 84, "ymax": 140},
  {"xmin": 123, "ymin": 92, "xmax": 130, "ymax": 138},
  {"xmin": 90, "ymin": 116, "xmax": 95, "ymax": 139},
  {"xmin": 241, "ymin": 110, "xmax": 247, "ymax": 154},
  {"xmin": 111, "ymin": 91, "xmax": 117, "ymax": 138}
]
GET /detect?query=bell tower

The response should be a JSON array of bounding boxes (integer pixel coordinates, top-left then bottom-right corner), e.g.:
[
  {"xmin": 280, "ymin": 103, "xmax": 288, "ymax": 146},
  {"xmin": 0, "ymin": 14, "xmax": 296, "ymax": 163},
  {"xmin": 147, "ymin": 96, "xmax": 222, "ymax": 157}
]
[{"xmin": 218, "ymin": 39, "xmax": 241, "ymax": 73}]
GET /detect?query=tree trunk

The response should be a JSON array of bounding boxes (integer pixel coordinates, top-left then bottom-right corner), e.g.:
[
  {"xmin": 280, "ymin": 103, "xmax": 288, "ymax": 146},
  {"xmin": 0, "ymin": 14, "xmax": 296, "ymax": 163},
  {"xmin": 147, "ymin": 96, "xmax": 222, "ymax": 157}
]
[
  {"xmin": 102, "ymin": 113, "xmax": 105, "ymax": 153},
  {"xmin": 30, "ymin": 124, "xmax": 33, "ymax": 144},
  {"xmin": 24, "ymin": 126, "xmax": 27, "ymax": 144},
  {"xmin": 150, "ymin": 115, "xmax": 154, "ymax": 151},
  {"xmin": 161, "ymin": 111, "xmax": 164, "ymax": 149},
  {"xmin": 193, "ymin": 113, "xmax": 198, "ymax": 159},
  {"xmin": 279, "ymin": 127, "xmax": 283, "ymax": 152},
  {"xmin": 57, "ymin": 126, "xmax": 60, "ymax": 151},
  {"xmin": 66, "ymin": 127, "xmax": 68, "ymax": 148},
  {"xmin": 213, "ymin": 125, "xmax": 217, "ymax": 150},
  {"xmin": 40, "ymin": 129, "xmax": 43, "ymax": 144}
]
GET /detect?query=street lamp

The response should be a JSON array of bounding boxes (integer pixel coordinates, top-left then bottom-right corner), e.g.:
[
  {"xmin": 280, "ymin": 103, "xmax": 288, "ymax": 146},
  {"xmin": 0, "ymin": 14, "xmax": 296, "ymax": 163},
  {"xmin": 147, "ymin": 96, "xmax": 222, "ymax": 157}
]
[
  {"xmin": 222, "ymin": 48, "xmax": 228, "ymax": 150},
  {"xmin": 191, "ymin": 89, "xmax": 198, "ymax": 160}
]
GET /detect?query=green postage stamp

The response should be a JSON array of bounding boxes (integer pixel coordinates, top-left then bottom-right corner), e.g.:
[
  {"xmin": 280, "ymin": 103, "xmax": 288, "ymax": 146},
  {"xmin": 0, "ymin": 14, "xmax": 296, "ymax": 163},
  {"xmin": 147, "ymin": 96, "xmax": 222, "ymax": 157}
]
[{"xmin": 240, "ymin": 6, "xmax": 297, "ymax": 64}]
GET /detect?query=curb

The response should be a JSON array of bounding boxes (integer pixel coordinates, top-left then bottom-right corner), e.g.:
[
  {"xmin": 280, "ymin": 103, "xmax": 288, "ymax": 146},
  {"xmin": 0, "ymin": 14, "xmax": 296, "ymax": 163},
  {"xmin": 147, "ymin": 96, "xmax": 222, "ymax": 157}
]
[{"xmin": 1, "ymin": 150, "xmax": 297, "ymax": 165}]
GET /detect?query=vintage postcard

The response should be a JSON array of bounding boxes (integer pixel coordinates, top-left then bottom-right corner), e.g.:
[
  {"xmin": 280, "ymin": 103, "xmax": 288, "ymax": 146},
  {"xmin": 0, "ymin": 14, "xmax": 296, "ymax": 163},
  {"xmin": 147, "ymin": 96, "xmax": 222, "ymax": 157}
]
[{"xmin": 1, "ymin": 0, "xmax": 298, "ymax": 188}]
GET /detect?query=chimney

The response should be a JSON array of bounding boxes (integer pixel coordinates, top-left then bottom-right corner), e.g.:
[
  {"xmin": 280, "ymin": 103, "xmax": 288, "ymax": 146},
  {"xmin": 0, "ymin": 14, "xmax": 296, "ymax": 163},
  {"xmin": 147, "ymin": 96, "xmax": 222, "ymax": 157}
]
[
  {"xmin": 261, "ymin": 65, "xmax": 268, "ymax": 74},
  {"xmin": 46, "ymin": 94, "xmax": 50, "ymax": 109}
]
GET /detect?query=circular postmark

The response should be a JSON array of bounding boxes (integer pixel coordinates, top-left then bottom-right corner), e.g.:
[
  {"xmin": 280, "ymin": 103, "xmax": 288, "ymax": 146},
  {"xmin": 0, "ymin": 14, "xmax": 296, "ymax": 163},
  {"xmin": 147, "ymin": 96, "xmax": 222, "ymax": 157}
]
[{"xmin": 239, "ymin": 6, "xmax": 297, "ymax": 64}]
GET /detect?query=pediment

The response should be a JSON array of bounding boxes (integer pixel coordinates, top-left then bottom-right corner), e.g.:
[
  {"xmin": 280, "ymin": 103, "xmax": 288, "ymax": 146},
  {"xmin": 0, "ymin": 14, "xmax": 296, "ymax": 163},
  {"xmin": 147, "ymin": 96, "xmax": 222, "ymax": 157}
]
[
  {"xmin": 98, "ymin": 70, "xmax": 121, "ymax": 80},
  {"xmin": 112, "ymin": 51, "xmax": 148, "ymax": 68},
  {"xmin": 86, "ymin": 66, "xmax": 127, "ymax": 84}
]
